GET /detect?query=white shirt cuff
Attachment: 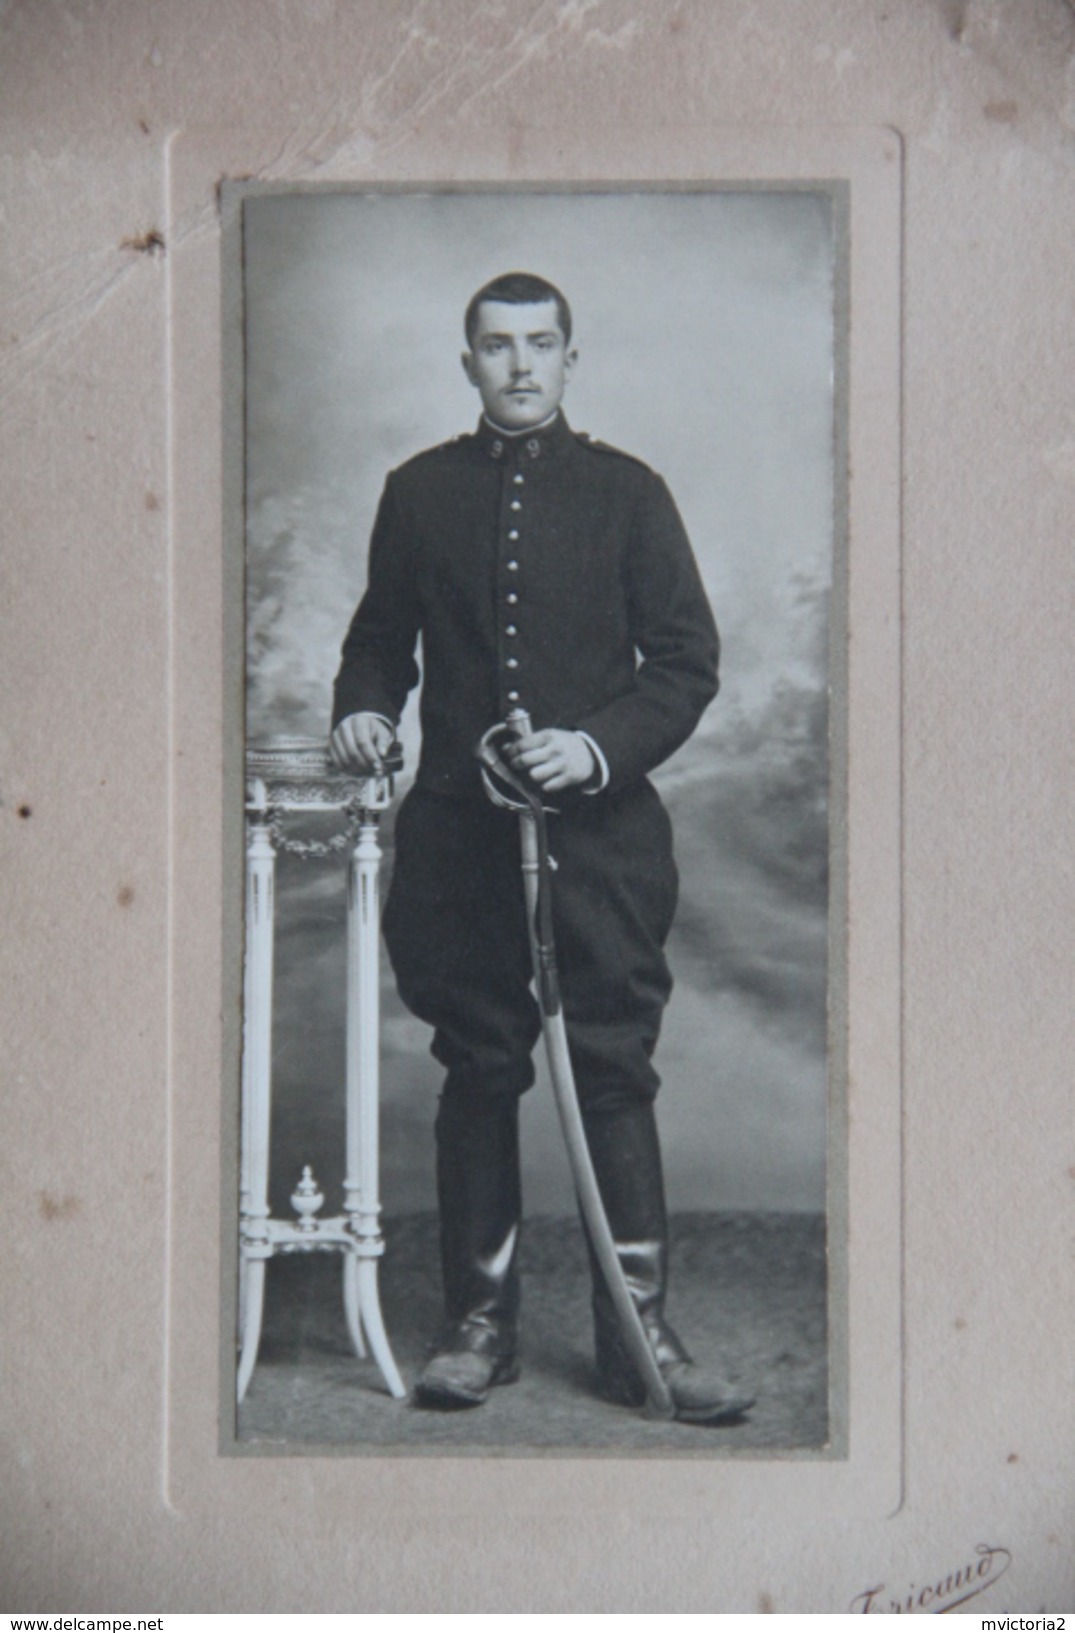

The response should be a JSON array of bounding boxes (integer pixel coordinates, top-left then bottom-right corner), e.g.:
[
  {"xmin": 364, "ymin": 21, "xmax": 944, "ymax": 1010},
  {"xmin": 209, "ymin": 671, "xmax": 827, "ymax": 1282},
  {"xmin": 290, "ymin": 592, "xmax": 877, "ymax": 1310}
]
[{"xmin": 575, "ymin": 731, "xmax": 610, "ymax": 794}]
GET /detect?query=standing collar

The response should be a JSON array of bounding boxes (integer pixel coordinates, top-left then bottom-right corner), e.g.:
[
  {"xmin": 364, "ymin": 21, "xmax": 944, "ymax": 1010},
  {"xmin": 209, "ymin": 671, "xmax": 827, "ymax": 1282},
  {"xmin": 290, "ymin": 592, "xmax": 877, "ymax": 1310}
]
[{"xmin": 474, "ymin": 410, "xmax": 574, "ymax": 463}]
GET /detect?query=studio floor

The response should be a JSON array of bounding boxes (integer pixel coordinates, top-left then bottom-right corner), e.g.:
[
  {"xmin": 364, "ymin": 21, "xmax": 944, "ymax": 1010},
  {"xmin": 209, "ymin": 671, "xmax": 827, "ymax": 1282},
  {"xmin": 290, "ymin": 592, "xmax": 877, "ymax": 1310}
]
[{"xmin": 235, "ymin": 1211, "xmax": 830, "ymax": 1455}]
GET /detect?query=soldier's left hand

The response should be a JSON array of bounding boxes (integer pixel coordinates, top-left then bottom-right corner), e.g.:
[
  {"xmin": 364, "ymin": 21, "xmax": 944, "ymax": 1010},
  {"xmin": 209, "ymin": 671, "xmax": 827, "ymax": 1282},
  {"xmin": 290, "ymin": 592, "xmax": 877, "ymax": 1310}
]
[{"xmin": 507, "ymin": 728, "xmax": 595, "ymax": 792}]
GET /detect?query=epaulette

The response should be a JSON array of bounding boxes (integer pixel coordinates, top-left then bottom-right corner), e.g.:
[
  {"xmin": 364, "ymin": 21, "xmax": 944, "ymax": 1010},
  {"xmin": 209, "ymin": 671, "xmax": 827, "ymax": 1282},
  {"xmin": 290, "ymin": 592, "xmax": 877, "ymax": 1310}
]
[{"xmin": 573, "ymin": 430, "xmax": 652, "ymax": 470}]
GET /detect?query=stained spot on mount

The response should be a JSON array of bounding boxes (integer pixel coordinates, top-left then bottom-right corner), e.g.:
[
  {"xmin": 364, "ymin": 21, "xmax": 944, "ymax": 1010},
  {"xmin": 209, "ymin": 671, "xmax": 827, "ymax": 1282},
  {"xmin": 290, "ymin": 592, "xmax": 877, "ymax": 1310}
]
[
  {"xmin": 117, "ymin": 884, "xmax": 135, "ymax": 908},
  {"xmin": 18, "ymin": 805, "xmax": 32, "ymax": 819},
  {"xmin": 39, "ymin": 1191, "xmax": 81, "ymax": 1222},
  {"xmin": 145, "ymin": 491, "xmax": 160, "ymax": 512},
  {"xmin": 945, "ymin": 0, "xmax": 970, "ymax": 42},
  {"xmin": 984, "ymin": 100, "xmax": 1018, "ymax": 124},
  {"xmin": 121, "ymin": 229, "xmax": 165, "ymax": 257}
]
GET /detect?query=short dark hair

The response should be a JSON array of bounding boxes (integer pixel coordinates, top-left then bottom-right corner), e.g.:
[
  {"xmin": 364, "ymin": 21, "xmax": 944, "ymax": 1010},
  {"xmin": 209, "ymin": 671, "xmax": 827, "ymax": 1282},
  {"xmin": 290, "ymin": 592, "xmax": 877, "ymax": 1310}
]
[{"xmin": 464, "ymin": 272, "xmax": 572, "ymax": 348}]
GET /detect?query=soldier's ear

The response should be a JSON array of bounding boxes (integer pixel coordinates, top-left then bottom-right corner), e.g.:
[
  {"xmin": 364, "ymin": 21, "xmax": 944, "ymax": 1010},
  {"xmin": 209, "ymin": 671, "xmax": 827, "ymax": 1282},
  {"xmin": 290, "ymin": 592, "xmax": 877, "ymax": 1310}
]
[
  {"xmin": 461, "ymin": 351, "xmax": 479, "ymax": 387},
  {"xmin": 563, "ymin": 346, "xmax": 578, "ymax": 383}
]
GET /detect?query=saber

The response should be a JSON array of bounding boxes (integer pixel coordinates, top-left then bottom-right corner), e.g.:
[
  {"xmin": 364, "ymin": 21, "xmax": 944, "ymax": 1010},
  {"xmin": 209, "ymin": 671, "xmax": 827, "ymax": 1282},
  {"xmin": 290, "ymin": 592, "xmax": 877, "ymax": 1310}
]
[{"xmin": 476, "ymin": 711, "xmax": 675, "ymax": 1420}]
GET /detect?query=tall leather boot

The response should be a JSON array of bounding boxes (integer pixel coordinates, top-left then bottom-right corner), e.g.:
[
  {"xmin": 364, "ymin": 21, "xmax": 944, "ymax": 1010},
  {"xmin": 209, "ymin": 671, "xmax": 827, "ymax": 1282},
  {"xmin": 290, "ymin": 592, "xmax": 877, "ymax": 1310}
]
[
  {"xmin": 582, "ymin": 1104, "xmax": 755, "ymax": 1425},
  {"xmin": 414, "ymin": 1091, "xmax": 522, "ymax": 1408}
]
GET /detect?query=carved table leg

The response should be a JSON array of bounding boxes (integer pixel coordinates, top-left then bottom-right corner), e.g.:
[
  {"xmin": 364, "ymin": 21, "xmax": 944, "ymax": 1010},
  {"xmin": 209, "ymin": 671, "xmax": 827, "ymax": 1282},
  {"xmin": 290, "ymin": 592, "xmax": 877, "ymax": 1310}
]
[
  {"xmin": 343, "ymin": 811, "xmax": 407, "ymax": 1399},
  {"xmin": 238, "ymin": 809, "xmax": 275, "ymax": 1403},
  {"xmin": 342, "ymin": 1252, "xmax": 366, "ymax": 1358}
]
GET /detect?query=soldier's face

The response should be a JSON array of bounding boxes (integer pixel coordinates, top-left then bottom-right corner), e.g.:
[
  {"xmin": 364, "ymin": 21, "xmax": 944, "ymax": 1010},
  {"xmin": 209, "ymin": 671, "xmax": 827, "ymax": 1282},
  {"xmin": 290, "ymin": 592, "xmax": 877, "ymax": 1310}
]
[{"xmin": 462, "ymin": 300, "xmax": 576, "ymax": 430}]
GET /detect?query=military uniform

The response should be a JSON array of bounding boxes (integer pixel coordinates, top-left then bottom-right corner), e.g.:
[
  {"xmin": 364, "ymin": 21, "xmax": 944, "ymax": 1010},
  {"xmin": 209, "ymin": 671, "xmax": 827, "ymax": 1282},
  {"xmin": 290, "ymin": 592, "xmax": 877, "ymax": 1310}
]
[
  {"xmin": 333, "ymin": 410, "xmax": 719, "ymax": 799},
  {"xmin": 333, "ymin": 411, "xmax": 747, "ymax": 1418}
]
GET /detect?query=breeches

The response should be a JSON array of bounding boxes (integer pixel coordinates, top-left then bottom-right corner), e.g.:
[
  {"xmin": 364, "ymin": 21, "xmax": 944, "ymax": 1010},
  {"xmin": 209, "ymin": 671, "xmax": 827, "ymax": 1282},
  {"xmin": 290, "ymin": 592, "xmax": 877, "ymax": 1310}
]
[{"xmin": 382, "ymin": 782, "xmax": 679, "ymax": 1110}]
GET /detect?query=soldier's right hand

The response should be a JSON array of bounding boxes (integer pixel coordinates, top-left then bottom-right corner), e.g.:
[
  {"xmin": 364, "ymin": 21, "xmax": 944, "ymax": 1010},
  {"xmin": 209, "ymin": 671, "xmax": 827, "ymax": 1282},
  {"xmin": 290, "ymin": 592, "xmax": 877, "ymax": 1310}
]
[{"xmin": 329, "ymin": 712, "xmax": 395, "ymax": 775}]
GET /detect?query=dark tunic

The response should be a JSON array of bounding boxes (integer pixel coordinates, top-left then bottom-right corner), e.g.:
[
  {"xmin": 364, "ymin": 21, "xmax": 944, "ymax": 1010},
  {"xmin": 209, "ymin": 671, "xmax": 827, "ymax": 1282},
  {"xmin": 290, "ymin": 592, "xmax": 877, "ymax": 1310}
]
[
  {"xmin": 332, "ymin": 412, "xmax": 719, "ymax": 799},
  {"xmin": 332, "ymin": 411, "xmax": 720, "ymax": 1105}
]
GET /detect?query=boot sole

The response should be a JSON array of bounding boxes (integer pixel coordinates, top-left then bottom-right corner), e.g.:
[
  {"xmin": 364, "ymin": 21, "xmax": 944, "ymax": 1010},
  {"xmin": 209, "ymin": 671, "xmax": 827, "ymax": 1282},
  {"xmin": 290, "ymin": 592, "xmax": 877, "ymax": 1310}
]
[
  {"xmin": 671, "ymin": 1395, "xmax": 756, "ymax": 1425},
  {"xmin": 596, "ymin": 1375, "xmax": 755, "ymax": 1424},
  {"xmin": 413, "ymin": 1357, "xmax": 521, "ymax": 1410}
]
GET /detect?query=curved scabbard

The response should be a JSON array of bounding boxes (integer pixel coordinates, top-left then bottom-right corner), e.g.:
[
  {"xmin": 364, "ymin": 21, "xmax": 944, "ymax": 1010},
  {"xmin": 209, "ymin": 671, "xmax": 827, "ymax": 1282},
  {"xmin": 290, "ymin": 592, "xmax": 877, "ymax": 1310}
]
[{"xmin": 476, "ymin": 723, "xmax": 675, "ymax": 1420}]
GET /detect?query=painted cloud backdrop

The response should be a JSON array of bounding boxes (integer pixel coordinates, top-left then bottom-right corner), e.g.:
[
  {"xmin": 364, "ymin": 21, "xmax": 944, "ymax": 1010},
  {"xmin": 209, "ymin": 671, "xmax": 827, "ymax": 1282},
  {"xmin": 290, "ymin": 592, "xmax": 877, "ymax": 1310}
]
[{"xmin": 244, "ymin": 191, "xmax": 833, "ymax": 1214}]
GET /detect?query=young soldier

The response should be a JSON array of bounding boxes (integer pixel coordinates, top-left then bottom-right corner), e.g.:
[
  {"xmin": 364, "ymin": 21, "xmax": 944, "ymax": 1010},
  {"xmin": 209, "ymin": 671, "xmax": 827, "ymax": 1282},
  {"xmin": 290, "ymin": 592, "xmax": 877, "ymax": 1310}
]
[{"xmin": 330, "ymin": 272, "xmax": 753, "ymax": 1423}]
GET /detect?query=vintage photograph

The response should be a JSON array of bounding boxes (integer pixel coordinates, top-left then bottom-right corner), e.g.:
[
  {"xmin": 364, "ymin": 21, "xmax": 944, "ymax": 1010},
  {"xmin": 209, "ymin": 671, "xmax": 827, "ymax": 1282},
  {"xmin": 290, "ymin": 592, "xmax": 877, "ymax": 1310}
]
[
  {"xmin": 234, "ymin": 187, "xmax": 840, "ymax": 1452},
  {"xmin": 10, "ymin": 0, "xmax": 1072, "ymax": 1606}
]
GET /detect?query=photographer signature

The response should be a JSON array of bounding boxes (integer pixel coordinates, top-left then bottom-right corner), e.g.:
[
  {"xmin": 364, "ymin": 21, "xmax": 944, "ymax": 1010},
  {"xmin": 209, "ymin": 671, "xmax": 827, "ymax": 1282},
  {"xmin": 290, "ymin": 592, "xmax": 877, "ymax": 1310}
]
[{"xmin": 850, "ymin": 1543, "xmax": 1012, "ymax": 1613}]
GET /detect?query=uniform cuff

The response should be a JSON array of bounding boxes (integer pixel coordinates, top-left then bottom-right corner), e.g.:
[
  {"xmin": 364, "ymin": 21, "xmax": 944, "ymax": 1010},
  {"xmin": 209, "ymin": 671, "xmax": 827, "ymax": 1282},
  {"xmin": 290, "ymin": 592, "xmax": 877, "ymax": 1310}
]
[{"xmin": 334, "ymin": 709, "xmax": 396, "ymax": 734}]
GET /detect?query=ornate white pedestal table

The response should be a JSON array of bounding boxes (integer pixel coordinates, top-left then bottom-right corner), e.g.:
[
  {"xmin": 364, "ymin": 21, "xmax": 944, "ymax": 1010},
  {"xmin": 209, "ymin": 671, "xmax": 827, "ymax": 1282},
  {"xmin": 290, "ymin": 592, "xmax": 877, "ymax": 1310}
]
[{"xmin": 238, "ymin": 735, "xmax": 407, "ymax": 1405}]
